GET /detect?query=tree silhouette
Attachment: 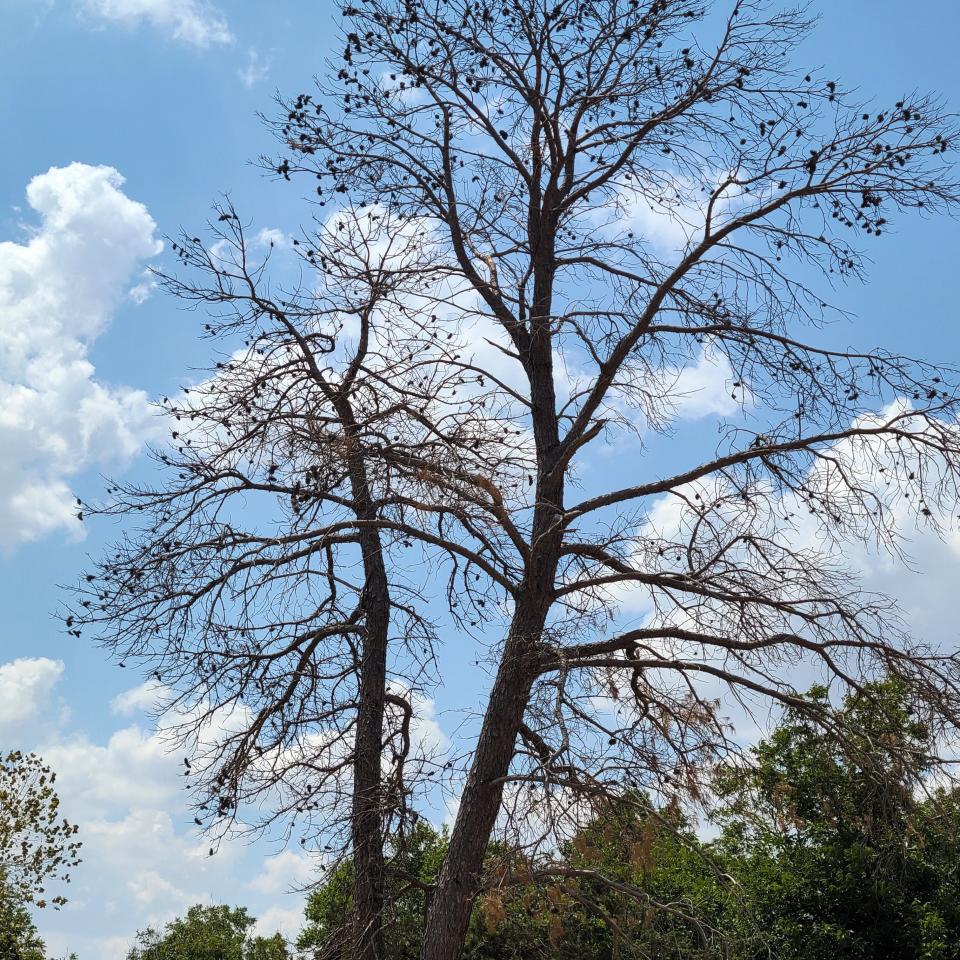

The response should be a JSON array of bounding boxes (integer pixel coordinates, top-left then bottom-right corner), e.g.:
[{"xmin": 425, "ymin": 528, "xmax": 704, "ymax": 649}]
[{"xmin": 71, "ymin": 1, "xmax": 960, "ymax": 959}]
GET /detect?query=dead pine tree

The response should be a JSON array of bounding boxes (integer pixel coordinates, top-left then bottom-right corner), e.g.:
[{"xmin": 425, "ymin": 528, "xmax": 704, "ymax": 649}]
[
  {"xmin": 273, "ymin": 0, "xmax": 960, "ymax": 957},
  {"xmin": 70, "ymin": 0, "xmax": 960, "ymax": 958},
  {"xmin": 66, "ymin": 205, "xmax": 515, "ymax": 959}
]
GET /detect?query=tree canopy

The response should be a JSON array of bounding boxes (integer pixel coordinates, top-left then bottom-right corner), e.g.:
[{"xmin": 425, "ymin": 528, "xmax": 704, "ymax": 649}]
[
  {"xmin": 126, "ymin": 905, "xmax": 288, "ymax": 960},
  {"xmin": 0, "ymin": 751, "xmax": 81, "ymax": 911},
  {"xmin": 712, "ymin": 681, "xmax": 960, "ymax": 960}
]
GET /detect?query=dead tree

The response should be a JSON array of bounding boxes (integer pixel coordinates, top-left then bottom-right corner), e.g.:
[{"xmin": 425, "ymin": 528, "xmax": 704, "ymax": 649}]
[
  {"xmin": 67, "ymin": 205, "xmax": 514, "ymax": 959},
  {"xmin": 72, "ymin": 1, "xmax": 960, "ymax": 958},
  {"xmin": 274, "ymin": 1, "xmax": 960, "ymax": 956}
]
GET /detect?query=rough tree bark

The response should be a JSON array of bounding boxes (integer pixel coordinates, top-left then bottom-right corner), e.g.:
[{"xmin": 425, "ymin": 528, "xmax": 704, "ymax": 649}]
[{"xmin": 344, "ymin": 416, "xmax": 391, "ymax": 960}]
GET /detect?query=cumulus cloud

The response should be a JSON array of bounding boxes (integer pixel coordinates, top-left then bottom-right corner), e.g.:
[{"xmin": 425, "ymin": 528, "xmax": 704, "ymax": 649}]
[
  {"xmin": 45, "ymin": 805, "xmax": 236, "ymax": 960},
  {"xmin": 252, "ymin": 904, "xmax": 305, "ymax": 941},
  {"xmin": 585, "ymin": 166, "xmax": 757, "ymax": 260},
  {"xmin": 665, "ymin": 344, "xmax": 742, "ymax": 421},
  {"xmin": 78, "ymin": 0, "xmax": 233, "ymax": 47},
  {"xmin": 617, "ymin": 189, "xmax": 695, "ymax": 253},
  {"xmin": 42, "ymin": 725, "xmax": 182, "ymax": 817},
  {"xmin": 111, "ymin": 679, "xmax": 169, "ymax": 716},
  {"xmin": 21, "ymin": 672, "xmax": 309, "ymax": 958},
  {"xmin": 248, "ymin": 851, "xmax": 315, "ymax": 897},
  {"xmin": 0, "ymin": 163, "xmax": 163, "ymax": 550},
  {"xmin": 0, "ymin": 657, "xmax": 64, "ymax": 738}
]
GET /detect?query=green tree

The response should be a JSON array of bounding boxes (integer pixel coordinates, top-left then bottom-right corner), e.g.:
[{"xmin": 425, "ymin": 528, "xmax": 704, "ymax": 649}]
[
  {"xmin": 0, "ymin": 878, "xmax": 77, "ymax": 960},
  {"xmin": 0, "ymin": 881, "xmax": 47, "ymax": 960},
  {"xmin": 126, "ymin": 905, "xmax": 289, "ymax": 960},
  {"xmin": 713, "ymin": 681, "xmax": 960, "ymax": 960},
  {"xmin": 0, "ymin": 751, "xmax": 81, "ymax": 911},
  {"xmin": 0, "ymin": 752, "xmax": 80, "ymax": 959},
  {"xmin": 299, "ymin": 804, "xmax": 730, "ymax": 960}
]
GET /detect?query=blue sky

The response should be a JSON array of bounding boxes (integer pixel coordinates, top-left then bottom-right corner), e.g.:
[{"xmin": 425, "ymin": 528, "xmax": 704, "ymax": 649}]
[{"xmin": 2, "ymin": 1, "xmax": 960, "ymax": 957}]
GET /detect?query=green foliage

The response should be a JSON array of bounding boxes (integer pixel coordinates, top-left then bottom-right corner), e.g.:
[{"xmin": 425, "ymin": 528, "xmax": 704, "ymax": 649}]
[
  {"xmin": 712, "ymin": 680, "xmax": 960, "ymax": 960},
  {"xmin": 0, "ymin": 881, "xmax": 47, "ymax": 960},
  {"xmin": 299, "ymin": 822, "xmax": 447, "ymax": 960},
  {"xmin": 299, "ymin": 806, "xmax": 729, "ymax": 960},
  {"xmin": 297, "ymin": 680, "xmax": 960, "ymax": 960},
  {"xmin": 0, "ymin": 878, "xmax": 76, "ymax": 960},
  {"xmin": 0, "ymin": 751, "xmax": 81, "ymax": 910},
  {"xmin": 126, "ymin": 904, "xmax": 289, "ymax": 960}
]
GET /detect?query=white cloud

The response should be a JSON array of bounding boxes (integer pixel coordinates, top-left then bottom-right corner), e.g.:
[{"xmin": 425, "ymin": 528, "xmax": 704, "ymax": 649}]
[
  {"xmin": 253, "ymin": 227, "xmax": 289, "ymax": 249},
  {"xmin": 111, "ymin": 679, "xmax": 168, "ymax": 716},
  {"xmin": 777, "ymin": 414, "xmax": 960, "ymax": 654},
  {"xmin": 238, "ymin": 48, "xmax": 270, "ymax": 89},
  {"xmin": 406, "ymin": 689, "xmax": 450, "ymax": 759},
  {"xmin": 248, "ymin": 851, "xmax": 315, "ymax": 897},
  {"xmin": 377, "ymin": 69, "xmax": 428, "ymax": 106},
  {"xmin": 22, "ymin": 672, "xmax": 447, "ymax": 957},
  {"xmin": 252, "ymin": 904, "xmax": 304, "ymax": 941},
  {"xmin": 42, "ymin": 726, "xmax": 181, "ymax": 818},
  {"xmin": 667, "ymin": 344, "xmax": 742, "ymax": 420},
  {"xmin": 578, "ymin": 404, "xmax": 960, "ymax": 768},
  {"xmin": 618, "ymin": 408, "xmax": 960, "ymax": 672},
  {"xmin": 0, "ymin": 163, "xmax": 163, "ymax": 550},
  {"xmin": 587, "ymin": 167, "xmax": 756, "ymax": 260},
  {"xmin": 0, "ymin": 657, "xmax": 64, "ymax": 738},
  {"xmin": 619, "ymin": 191, "xmax": 694, "ymax": 253},
  {"xmin": 47, "ymin": 807, "xmax": 224, "ymax": 958},
  {"xmin": 127, "ymin": 867, "xmax": 189, "ymax": 907},
  {"xmin": 78, "ymin": 0, "xmax": 233, "ymax": 47},
  {"xmin": 128, "ymin": 269, "xmax": 157, "ymax": 304}
]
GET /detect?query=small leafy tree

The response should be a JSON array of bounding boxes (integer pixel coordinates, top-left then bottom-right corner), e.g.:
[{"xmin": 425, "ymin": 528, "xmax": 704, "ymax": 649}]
[
  {"xmin": 0, "ymin": 883, "xmax": 47, "ymax": 960},
  {"xmin": 126, "ymin": 905, "xmax": 289, "ymax": 960},
  {"xmin": 0, "ymin": 752, "xmax": 81, "ymax": 911},
  {"xmin": 712, "ymin": 680, "xmax": 960, "ymax": 959}
]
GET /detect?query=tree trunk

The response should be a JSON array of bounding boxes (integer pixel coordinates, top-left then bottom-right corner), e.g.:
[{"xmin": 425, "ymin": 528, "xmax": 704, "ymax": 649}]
[
  {"xmin": 344, "ymin": 408, "xmax": 391, "ymax": 960},
  {"xmin": 351, "ymin": 545, "xmax": 389, "ymax": 960},
  {"xmin": 422, "ymin": 380, "xmax": 561, "ymax": 957},
  {"xmin": 421, "ymin": 226, "xmax": 562, "ymax": 960},
  {"xmin": 420, "ymin": 603, "xmax": 546, "ymax": 960}
]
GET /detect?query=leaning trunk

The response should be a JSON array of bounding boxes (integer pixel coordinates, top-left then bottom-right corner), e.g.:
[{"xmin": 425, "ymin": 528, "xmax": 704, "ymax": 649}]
[
  {"xmin": 422, "ymin": 307, "xmax": 562, "ymax": 959},
  {"xmin": 420, "ymin": 602, "xmax": 547, "ymax": 960}
]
